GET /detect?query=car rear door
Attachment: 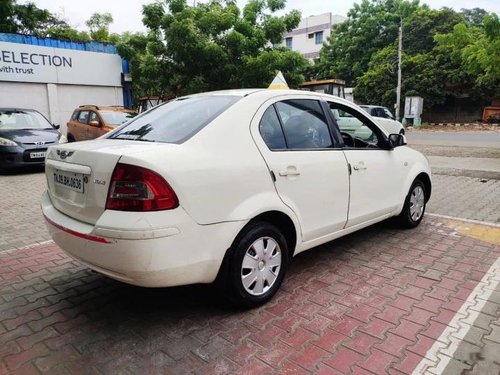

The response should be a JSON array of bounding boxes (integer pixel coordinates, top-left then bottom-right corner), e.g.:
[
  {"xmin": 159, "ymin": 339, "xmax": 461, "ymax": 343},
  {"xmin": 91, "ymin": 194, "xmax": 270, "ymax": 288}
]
[
  {"xmin": 251, "ymin": 96, "xmax": 350, "ymax": 243},
  {"xmin": 327, "ymin": 101, "xmax": 406, "ymax": 227}
]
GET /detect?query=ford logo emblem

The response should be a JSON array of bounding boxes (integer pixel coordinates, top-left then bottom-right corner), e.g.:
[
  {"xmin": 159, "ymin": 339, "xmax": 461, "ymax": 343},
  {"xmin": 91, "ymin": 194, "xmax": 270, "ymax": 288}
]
[{"xmin": 57, "ymin": 150, "xmax": 74, "ymax": 160}]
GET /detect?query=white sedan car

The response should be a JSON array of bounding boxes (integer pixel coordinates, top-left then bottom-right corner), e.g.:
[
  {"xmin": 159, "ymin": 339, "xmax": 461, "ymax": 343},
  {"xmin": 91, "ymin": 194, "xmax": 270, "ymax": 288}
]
[
  {"xmin": 42, "ymin": 89, "xmax": 431, "ymax": 307},
  {"xmin": 359, "ymin": 105, "xmax": 405, "ymax": 135}
]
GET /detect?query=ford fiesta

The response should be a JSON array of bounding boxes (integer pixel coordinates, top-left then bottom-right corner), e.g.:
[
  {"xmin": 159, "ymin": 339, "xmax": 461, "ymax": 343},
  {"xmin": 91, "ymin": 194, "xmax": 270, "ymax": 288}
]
[{"xmin": 42, "ymin": 89, "xmax": 431, "ymax": 307}]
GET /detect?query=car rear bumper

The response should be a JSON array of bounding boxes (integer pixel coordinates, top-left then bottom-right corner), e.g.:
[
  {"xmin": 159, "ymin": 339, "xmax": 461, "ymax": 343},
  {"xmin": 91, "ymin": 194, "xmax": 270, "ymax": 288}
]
[{"xmin": 41, "ymin": 191, "xmax": 243, "ymax": 287}]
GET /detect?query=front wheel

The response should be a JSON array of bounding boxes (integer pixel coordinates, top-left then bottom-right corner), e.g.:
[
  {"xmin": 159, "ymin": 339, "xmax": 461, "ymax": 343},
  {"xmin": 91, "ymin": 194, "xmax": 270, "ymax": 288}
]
[
  {"xmin": 226, "ymin": 222, "xmax": 288, "ymax": 308},
  {"xmin": 395, "ymin": 180, "xmax": 426, "ymax": 228}
]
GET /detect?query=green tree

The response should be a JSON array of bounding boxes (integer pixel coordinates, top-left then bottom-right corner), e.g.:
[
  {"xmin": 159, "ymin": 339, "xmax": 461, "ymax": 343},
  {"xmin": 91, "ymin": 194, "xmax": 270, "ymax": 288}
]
[
  {"xmin": 117, "ymin": 0, "xmax": 308, "ymax": 96},
  {"xmin": 117, "ymin": 31, "xmax": 171, "ymax": 98},
  {"xmin": 435, "ymin": 14, "xmax": 500, "ymax": 90},
  {"xmin": 118, "ymin": 0, "xmax": 308, "ymax": 97},
  {"xmin": 0, "ymin": 0, "xmax": 18, "ymax": 33},
  {"xmin": 315, "ymin": 0, "xmax": 421, "ymax": 85},
  {"xmin": 0, "ymin": 0, "xmax": 91, "ymax": 42},
  {"xmin": 354, "ymin": 5, "xmax": 465, "ymax": 108},
  {"xmin": 85, "ymin": 12, "xmax": 114, "ymax": 42},
  {"xmin": 461, "ymin": 7, "xmax": 488, "ymax": 26}
]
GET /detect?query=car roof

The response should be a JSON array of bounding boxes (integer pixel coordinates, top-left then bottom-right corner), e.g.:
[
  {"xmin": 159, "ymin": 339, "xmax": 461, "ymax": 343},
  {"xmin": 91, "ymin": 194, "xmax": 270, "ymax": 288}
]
[
  {"xmin": 359, "ymin": 105, "xmax": 385, "ymax": 109},
  {"xmin": 76, "ymin": 105, "xmax": 136, "ymax": 112},
  {"xmin": 0, "ymin": 107, "xmax": 40, "ymax": 112},
  {"xmin": 182, "ymin": 88, "xmax": 355, "ymax": 106}
]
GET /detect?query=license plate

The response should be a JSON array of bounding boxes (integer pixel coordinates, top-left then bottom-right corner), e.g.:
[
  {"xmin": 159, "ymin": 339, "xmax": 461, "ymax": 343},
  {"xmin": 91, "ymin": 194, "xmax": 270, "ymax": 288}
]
[
  {"xmin": 30, "ymin": 151, "xmax": 46, "ymax": 159},
  {"xmin": 53, "ymin": 170, "xmax": 84, "ymax": 193}
]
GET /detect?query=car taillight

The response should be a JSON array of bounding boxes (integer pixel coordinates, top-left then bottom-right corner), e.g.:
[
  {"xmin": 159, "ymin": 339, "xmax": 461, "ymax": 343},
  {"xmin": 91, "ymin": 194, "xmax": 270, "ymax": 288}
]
[{"xmin": 106, "ymin": 163, "xmax": 178, "ymax": 211}]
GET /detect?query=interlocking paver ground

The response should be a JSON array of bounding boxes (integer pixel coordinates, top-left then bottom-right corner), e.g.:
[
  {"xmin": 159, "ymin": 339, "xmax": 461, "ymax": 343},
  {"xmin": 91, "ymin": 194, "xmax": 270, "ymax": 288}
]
[
  {"xmin": 1, "ymin": 217, "xmax": 499, "ymax": 374},
  {"xmin": 427, "ymin": 175, "xmax": 500, "ymax": 224},
  {"xmin": 0, "ymin": 169, "xmax": 48, "ymax": 251}
]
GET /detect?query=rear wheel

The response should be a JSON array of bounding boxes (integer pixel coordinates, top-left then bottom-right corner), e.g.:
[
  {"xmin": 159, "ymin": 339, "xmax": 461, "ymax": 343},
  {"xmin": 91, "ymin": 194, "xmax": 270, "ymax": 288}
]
[
  {"xmin": 226, "ymin": 222, "xmax": 288, "ymax": 308},
  {"xmin": 67, "ymin": 134, "xmax": 75, "ymax": 142},
  {"xmin": 395, "ymin": 179, "xmax": 426, "ymax": 228}
]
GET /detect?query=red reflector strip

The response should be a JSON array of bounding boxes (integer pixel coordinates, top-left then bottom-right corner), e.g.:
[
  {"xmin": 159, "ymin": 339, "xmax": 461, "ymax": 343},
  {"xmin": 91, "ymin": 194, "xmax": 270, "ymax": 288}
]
[{"xmin": 43, "ymin": 214, "xmax": 112, "ymax": 244}]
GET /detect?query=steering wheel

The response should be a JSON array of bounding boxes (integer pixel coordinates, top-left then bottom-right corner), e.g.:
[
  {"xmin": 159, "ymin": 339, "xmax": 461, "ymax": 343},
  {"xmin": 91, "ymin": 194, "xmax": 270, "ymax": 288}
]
[{"xmin": 340, "ymin": 131, "xmax": 355, "ymax": 147}]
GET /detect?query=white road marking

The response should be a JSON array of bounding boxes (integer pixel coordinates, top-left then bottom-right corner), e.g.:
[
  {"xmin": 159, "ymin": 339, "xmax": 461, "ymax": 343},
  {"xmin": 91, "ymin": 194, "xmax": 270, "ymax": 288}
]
[{"xmin": 412, "ymin": 256, "xmax": 500, "ymax": 374}]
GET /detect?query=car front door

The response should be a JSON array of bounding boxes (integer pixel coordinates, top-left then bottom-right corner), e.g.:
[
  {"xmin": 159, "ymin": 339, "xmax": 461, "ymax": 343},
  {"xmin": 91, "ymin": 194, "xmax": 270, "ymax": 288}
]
[
  {"xmin": 76, "ymin": 110, "xmax": 90, "ymax": 141},
  {"xmin": 327, "ymin": 101, "xmax": 407, "ymax": 227},
  {"xmin": 252, "ymin": 97, "xmax": 350, "ymax": 243},
  {"xmin": 88, "ymin": 111, "xmax": 102, "ymax": 139}
]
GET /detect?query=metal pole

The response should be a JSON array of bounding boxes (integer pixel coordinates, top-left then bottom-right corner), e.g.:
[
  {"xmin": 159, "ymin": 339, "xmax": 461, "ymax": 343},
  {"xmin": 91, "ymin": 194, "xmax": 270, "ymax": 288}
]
[{"xmin": 396, "ymin": 16, "xmax": 402, "ymax": 122}]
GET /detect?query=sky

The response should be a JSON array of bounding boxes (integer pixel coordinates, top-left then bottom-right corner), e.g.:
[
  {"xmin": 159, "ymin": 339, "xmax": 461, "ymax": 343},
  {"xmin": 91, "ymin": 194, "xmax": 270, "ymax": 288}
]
[{"xmin": 24, "ymin": 0, "xmax": 500, "ymax": 34}]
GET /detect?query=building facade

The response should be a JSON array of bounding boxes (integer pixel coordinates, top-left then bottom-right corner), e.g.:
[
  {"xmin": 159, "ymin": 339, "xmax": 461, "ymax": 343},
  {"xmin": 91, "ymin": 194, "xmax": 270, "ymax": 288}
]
[
  {"xmin": 283, "ymin": 13, "xmax": 346, "ymax": 59},
  {"xmin": 0, "ymin": 33, "xmax": 131, "ymax": 133}
]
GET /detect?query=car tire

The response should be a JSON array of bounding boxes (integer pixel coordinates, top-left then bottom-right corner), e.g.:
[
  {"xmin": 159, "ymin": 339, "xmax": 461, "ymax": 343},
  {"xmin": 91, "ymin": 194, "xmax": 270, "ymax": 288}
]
[
  {"xmin": 395, "ymin": 179, "xmax": 426, "ymax": 228},
  {"xmin": 226, "ymin": 222, "xmax": 288, "ymax": 308},
  {"xmin": 67, "ymin": 134, "xmax": 75, "ymax": 142}
]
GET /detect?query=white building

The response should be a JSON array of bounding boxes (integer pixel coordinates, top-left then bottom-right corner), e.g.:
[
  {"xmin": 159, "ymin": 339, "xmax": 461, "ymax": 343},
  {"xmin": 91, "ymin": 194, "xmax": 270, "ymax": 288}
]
[
  {"xmin": 0, "ymin": 33, "xmax": 132, "ymax": 133},
  {"xmin": 283, "ymin": 13, "xmax": 347, "ymax": 59}
]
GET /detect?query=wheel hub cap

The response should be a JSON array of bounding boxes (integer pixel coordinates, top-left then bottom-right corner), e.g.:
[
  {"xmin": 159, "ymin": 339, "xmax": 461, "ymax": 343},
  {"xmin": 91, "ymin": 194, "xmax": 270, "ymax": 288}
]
[
  {"xmin": 241, "ymin": 236, "xmax": 282, "ymax": 296},
  {"xmin": 409, "ymin": 185, "xmax": 425, "ymax": 221}
]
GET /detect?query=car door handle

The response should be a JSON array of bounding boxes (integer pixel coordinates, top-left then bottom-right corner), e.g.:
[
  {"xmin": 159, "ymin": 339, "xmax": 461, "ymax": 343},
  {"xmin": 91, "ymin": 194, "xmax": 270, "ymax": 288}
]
[
  {"xmin": 279, "ymin": 167, "xmax": 300, "ymax": 177},
  {"xmin": 353, "ymin": 164, "xmax": 367, "ymax": 171}
]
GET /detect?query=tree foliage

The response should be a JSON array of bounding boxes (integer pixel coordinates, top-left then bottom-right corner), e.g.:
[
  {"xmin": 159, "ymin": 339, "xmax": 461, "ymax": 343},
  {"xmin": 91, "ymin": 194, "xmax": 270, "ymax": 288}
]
[
  {"xmin": 85, "ymin": 12, "xmax": 116, "ymax": 42},
  {"xmin": 315, "ymin": 0, "xmax": 420, "ymax": 85},
  {"xmin": 435, "ymin": 14, "xmax": 500, "ymax": 90},
  {"xmin": 117, "ymin": 0, "xmax": 308, "ymax": 97},
  {"xmin": 355, "ymin": 4, "xmax": 467, "ymax": 108},
  {"xmin": 315, "ymin": 0, "xmax": 498, "ymax": 111},
  {"xmin": 0, "ymin": 1, "xmax": 114, "ymax": 43}
]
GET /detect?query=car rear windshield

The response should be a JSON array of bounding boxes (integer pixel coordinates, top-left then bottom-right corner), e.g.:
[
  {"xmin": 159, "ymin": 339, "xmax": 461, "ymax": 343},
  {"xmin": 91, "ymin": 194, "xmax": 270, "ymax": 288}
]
[
  {"xmin": 100, "ymin": 111, "xmax": 136, "ymax": 125},
  {"xmin": 0, "ymin": 110, "xmax": 53, "ymax": 130},
  {"xmin": 109, "ymin": 95, "xmax": 240, "ymax": 143}
]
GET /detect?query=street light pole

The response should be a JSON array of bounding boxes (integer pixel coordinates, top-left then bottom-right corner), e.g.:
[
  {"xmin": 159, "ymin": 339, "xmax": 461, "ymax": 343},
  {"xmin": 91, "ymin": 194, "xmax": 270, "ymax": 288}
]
[{"xmin": 395, "ymin": 16, "xmax": 402, "ymax": 122}]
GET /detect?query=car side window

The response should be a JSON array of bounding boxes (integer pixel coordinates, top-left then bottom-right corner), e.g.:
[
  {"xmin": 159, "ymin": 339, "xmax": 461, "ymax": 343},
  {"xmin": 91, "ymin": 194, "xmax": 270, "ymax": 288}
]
[
  {"xmin": 89, "ymin": 112, "xmax": 100, "ymax": 123},
  {"xmin": 71, "ymin": 111, "xmax": 79, "ymax": 120},
  {"xmin": 329, "ymin": 103, "xmax": 382, "ymax": 149},
  {"xmin": 259, "ymin": 106, "xmax": 286, "ymax": 150},
  {"xmin": 78, "ymin": 111, "xmax": 90, "ymax": 124},
  {"xmin": 383, "ymin": 108, "xmax": 395, "ymax": 120},
  {"xmin": 275, "ymin": 99, "xmax": 332, "ymax": 150}
]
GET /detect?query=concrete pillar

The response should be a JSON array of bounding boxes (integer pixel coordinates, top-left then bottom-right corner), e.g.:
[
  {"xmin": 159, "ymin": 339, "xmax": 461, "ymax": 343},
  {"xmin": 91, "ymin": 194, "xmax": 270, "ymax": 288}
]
[{"xmin": 46, "ymin": 83, "xmax": 60, "ymax": 127}]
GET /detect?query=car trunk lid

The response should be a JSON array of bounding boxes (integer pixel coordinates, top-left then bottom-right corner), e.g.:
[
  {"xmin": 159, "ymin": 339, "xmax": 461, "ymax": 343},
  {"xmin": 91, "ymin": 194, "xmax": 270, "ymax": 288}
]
[{"xmin": 45, "ymin": 139, "xmax": 164, "ymax": 225}]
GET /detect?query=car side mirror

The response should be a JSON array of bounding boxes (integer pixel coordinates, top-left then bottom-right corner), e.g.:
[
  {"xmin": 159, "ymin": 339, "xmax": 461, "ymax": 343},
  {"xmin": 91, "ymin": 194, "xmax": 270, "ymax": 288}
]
[
  {"xmin": 53, "ymin": 124, "xmax": 60, "ymax": 129},
  {"xmin": 388, "ymin": 133, "xmax": 407, "ymax": 148},
  {"xmin": 89, "ymin": 120, "xmax": 100, "ymax": 127}
]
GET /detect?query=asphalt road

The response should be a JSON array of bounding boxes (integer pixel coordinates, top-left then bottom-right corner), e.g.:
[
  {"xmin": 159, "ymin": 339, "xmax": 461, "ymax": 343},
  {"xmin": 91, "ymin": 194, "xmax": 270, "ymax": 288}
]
[{"xmin": 406, "ymin": 131, "xmax": 500, "ymax": 149}]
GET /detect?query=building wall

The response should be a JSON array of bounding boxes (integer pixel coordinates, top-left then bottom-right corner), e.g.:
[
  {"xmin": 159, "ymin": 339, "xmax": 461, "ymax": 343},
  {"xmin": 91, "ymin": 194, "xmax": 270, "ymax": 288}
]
[
  {"xmin": 0, "ymin": 81, "xmax": 49, "ymax": 116},
  {"xmin": 0, "ymin": 33, "xmax": 130, "ymax": 134},
  {"xmin": 0, "ymin": 81, "xmax": 123, "ymax": 132},
  {"xmin": 283, "ymin": 13, "xmax": 346, "ymax": 59}
]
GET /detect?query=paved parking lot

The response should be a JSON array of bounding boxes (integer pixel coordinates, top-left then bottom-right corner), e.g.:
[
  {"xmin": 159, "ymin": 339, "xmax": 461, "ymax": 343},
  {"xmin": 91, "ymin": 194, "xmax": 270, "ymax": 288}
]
[
  {"xmin": 1, "ymin": 217, "xmax": 499, "ymax": 374},
  {"xmin": 1, "ymin": 160, "xmax": 500, "ymax": 374}
]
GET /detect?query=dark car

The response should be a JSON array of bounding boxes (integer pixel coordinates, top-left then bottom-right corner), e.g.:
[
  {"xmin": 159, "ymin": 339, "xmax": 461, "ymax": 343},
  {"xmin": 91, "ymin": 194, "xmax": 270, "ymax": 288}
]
[{"xmin": 0, "ymin": 108, "xmax": 67, "ymax": 169}]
